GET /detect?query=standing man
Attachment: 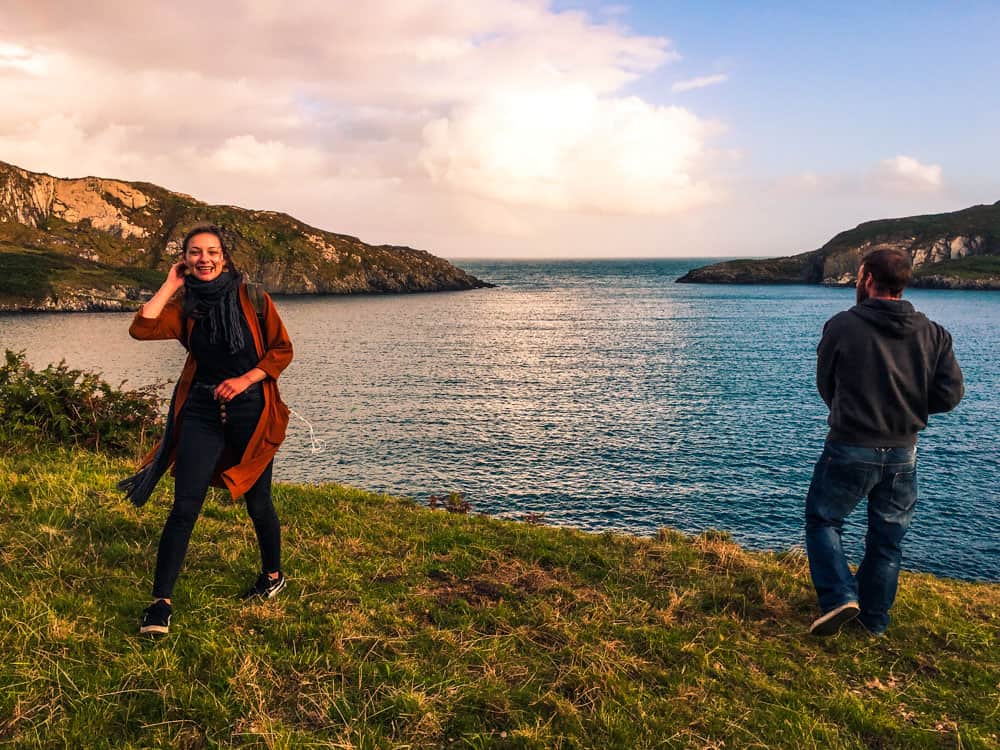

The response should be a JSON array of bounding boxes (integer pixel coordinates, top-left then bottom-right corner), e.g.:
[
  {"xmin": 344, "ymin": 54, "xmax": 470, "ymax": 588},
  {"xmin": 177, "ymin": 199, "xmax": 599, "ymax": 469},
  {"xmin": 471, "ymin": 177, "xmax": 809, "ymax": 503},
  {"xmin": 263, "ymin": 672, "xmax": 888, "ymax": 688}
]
[{"xmin": 805, "ymin": 248, "xmax": 963, "ymax": 636}]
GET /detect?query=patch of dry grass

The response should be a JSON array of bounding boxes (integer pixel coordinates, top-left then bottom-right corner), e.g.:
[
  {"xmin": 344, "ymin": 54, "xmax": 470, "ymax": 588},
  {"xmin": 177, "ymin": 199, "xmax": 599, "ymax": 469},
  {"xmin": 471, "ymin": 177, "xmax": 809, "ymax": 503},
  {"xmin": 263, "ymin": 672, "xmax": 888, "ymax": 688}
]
[{"xmin": 1, "ymin": 448, "xmax": 997, "ymax": 749}]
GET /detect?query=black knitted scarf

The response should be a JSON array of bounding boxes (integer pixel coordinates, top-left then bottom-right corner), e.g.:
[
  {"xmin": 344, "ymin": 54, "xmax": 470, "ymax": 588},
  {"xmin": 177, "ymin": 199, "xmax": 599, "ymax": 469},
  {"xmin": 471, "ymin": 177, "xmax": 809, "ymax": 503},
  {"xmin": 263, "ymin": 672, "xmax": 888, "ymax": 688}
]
[
  {"xmin": 118, "ymin": 270, "xmax": 245, "ymax": 506},
  {"xmin": 182, "ymin": 269, "xmax": 245, "ymax": 354},
  {"xmin": 117, "ymin": 383, "xmax": 180, "ymax": 507}
]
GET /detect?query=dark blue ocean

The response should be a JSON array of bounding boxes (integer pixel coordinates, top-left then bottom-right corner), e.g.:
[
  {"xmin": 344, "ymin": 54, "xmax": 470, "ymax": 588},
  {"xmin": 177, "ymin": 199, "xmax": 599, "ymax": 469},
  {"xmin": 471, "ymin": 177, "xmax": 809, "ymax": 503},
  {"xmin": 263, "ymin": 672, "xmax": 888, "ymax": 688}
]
[{"xmin": 2, "ymin": 259, "xmax": 997, "ymax": 581}]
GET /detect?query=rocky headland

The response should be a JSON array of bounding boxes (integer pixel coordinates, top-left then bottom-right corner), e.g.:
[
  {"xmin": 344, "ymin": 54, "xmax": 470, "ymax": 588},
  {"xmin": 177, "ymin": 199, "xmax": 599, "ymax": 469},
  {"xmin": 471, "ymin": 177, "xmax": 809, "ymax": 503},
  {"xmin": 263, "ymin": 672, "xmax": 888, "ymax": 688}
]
[
  {"xmin": 0, "ymin": 161, "xmax": 493, "ymax": 312},
  {"xmin": 676, "ymin": 201, "xmax": 1000, "ymax": 290}
]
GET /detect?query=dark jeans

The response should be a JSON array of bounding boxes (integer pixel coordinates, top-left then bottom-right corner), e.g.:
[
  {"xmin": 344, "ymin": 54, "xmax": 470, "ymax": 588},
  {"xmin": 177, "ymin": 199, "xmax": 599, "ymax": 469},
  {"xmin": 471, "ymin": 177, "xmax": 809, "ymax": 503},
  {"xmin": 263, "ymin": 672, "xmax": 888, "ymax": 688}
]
[
  {"xmin": 152, "ymin": 382, "xmax": 281, "ymax": 599},
  {"xmin": 805, "ymin": 440, "xmax": 918, "ymax": 634}
]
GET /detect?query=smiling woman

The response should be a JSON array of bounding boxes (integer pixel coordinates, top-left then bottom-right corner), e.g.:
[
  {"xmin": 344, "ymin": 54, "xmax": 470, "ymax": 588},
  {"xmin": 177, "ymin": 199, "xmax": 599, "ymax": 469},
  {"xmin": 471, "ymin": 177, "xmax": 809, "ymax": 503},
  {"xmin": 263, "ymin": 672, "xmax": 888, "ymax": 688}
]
[
  {"xmin": 119, "ymin": 223, "xmax": 295, "ymax": 636},
  {"xmin": 184, "ymin": 231, "xmax": 227, "ymax": 281}
]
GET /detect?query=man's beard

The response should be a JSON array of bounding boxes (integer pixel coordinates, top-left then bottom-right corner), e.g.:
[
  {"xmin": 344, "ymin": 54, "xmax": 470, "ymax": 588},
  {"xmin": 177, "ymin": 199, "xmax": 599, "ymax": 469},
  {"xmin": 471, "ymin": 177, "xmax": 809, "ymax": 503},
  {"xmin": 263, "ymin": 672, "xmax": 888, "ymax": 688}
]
[{"xmin": 856, "ymin": 279, "xmax": 868, "ymax": 304}]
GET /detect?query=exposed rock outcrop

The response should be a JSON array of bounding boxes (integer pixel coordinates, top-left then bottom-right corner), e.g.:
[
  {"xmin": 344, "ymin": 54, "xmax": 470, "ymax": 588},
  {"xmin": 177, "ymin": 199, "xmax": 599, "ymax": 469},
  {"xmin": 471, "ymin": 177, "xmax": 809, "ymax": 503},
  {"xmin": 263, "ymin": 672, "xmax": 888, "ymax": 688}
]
[
  {"xmin": 0, "ymin": 160, "xmax": 493, "ymax": 312},
  {"xmin": 677, "ymin": 201, "xmax": 1000, "ymax": 290}
]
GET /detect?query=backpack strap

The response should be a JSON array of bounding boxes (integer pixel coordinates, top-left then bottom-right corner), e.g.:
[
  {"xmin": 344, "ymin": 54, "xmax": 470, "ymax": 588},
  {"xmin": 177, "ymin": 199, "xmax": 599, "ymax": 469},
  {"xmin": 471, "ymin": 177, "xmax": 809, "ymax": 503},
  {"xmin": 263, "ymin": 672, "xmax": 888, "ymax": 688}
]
[
  {"xmin": 245, "ymin": 283, "xmax": 268, "ymax": 342},
  {"xmin": 246, "ymin": 283, "xmax": 266, "ymax": 317}
]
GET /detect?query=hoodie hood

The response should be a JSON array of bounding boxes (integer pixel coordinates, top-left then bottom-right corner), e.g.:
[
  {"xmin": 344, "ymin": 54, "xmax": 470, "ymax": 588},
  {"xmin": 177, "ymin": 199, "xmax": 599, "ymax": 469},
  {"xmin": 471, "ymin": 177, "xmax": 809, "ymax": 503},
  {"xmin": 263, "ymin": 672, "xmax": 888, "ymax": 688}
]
[{"xmin": 849, "ymin": 298, "xmax": 928, "ymax": 338}]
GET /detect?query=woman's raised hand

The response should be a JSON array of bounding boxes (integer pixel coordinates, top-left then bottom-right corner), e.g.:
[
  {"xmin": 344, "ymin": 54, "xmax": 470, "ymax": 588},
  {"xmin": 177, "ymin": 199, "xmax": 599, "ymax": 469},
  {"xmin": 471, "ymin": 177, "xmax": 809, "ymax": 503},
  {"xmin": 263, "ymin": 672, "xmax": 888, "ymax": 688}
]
[
  {"xmin": 139, "ymin": 261, "xmax": 187, "ymax": 319},
  {"xmin": 164, "ymin": 261, "xmax": 188, "ymax": 293}
]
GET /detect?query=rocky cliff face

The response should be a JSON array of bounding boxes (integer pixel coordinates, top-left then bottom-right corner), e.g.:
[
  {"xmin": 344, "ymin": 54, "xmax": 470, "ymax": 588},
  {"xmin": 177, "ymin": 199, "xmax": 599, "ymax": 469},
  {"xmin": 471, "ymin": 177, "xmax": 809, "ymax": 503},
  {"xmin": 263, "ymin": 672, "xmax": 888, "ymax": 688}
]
[
  {"xmin": 0, "ymin": 170, "xmax": 151, "ymax": 241},
  {"xmin": 0, "ymin": 161, "xmax": 492, "ymax": 311},
  {"xmin": 676, "ymin": 201, "xmax": 1000, "ymax": 290}
]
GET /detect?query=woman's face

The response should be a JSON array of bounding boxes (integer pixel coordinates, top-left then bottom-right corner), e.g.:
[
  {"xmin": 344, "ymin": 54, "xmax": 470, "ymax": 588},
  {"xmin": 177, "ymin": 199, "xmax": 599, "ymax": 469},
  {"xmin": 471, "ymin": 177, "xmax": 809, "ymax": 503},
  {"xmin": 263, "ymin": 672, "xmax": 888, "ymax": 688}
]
[{"xmin": 184, "ymin": 232, "xmax": 227, "ymax": 282}]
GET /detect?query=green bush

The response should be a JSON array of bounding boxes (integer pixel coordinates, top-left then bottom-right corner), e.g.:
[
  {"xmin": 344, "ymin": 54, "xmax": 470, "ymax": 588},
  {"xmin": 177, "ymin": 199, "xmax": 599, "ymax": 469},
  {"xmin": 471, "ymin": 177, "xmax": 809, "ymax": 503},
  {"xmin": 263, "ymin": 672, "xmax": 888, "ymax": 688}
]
[{"xmin": 0, "ymin": 349, "xmax": 163, "ymax": 455}]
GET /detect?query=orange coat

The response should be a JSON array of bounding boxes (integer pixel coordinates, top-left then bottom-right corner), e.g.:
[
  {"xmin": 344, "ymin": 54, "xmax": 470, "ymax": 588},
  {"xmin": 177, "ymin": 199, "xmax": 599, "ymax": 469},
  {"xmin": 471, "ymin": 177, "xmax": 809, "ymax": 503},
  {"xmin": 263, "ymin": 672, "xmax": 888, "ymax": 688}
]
[{"xmin": 129, "ymin": 284, "xmax": 294, "ymax": 499}]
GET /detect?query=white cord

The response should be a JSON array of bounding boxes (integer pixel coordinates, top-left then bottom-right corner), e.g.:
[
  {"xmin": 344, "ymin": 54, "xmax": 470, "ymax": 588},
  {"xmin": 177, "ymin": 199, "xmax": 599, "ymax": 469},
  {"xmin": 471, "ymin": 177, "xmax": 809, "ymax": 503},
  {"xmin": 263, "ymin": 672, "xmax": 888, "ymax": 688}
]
[{"xmin": 287, "ymin": 407, "xmax": 327, "ymax": 454}]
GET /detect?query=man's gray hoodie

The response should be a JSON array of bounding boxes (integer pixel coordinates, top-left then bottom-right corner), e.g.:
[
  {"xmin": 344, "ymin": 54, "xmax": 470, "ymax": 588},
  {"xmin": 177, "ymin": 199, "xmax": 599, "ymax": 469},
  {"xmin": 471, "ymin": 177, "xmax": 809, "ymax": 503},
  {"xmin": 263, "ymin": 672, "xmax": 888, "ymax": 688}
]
[{"xmin": 817, "ymin": 298, "xmax": 964, "ymax": 447}]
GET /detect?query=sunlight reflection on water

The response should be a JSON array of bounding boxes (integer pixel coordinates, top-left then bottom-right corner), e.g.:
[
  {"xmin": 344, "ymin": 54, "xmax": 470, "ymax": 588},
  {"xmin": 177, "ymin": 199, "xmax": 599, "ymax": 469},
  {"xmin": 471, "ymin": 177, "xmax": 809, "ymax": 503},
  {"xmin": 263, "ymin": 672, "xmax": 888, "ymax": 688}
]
[{"xmin": 2, "ymin": 259, "xmax": 997, "ymax": 580}]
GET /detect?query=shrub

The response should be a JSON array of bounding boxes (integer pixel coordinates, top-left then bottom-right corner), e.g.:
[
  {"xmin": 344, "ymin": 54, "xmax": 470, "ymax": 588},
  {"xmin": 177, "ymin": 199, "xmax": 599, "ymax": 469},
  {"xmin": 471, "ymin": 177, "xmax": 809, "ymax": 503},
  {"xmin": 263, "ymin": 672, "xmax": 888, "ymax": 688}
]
[
  {"xmin": 428, "ymin": 492, "xmax": 471, "ymax": 514},
  {"xmin": 0, "ymin": 349, "xmax": 163, "ymax": 456}
]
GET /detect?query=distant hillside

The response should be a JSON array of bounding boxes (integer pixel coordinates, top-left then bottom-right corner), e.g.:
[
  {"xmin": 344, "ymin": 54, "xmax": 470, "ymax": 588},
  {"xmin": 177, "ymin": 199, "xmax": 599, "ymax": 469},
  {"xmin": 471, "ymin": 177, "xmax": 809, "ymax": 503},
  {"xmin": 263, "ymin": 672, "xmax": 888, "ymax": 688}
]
[
  {"xmin": 677, "ymin": 201, "xmax": 1000, "ymax": 290},
  {"xmin": 0, "ymin": 161, "xmax": 492, "ymax": 311}
]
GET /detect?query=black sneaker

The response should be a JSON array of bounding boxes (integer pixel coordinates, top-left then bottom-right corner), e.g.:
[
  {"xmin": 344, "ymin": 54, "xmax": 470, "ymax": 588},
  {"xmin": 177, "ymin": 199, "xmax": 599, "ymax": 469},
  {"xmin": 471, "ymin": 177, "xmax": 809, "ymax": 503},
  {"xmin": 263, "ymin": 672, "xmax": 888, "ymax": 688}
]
[
  {"xmin": 140, "ymin": 600, "xmax": 172, "ymax": 635},
  {"xmin": 849, "ymin": 617, "xmax": 886, "ymax": 639},
  {"xmin": 809, "ymin": 600, "xmax": 860, "ymax": 636},
  {"xmin": 242, "ymin": 571, "xmax": 287, "ymax": 600}
]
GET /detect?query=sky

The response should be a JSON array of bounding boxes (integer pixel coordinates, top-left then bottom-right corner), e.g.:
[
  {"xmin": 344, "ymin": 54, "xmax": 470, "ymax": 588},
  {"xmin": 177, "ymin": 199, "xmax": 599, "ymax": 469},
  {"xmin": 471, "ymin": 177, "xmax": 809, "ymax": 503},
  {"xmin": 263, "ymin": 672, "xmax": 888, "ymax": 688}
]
[{"xmin": 1, "ymin": 1, "xmax": 997, "ymax": 259}]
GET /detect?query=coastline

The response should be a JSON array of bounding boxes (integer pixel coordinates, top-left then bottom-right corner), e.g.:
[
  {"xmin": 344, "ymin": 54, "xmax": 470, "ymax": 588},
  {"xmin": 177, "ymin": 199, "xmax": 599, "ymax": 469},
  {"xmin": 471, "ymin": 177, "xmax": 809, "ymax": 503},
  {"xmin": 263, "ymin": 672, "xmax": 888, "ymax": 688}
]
[
  {"xmin": 676, "ymin": 275, "xmax": 1000, "ymax": 291},
  {"xmin": 0, "ymin": 283, "xmax": 497, "ymax": 314},
  {"xmin": 4, "ymin": 265, "xmax": 996, "ymax": 583}
]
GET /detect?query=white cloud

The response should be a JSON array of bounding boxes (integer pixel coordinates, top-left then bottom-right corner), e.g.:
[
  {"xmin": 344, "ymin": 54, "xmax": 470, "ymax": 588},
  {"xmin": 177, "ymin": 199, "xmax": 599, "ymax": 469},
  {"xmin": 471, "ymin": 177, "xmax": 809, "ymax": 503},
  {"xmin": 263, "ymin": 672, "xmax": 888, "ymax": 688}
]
[
  {"xmin": 779, "ymin": 156, "xmax": 944, "ymax": 197},
  {"xmin": 420, "ymin": 86, "xmax": 717, "ymax": 214},
  {"xmin": 2, "ymin": 1, "xmax": 674, "ymax": 102},
  {"xmin": 0, "ymin": 113, "xmax": 161, "ymax": 181},
  {"xmin": 0, "ymin": 0, "xmax": 723, "ymax": 249},
  {"xmin": 208, "ymin": 135, "xmax": 329, "ymax": 177},
  {"xmin": 671, "ymin": 74, "xmax": 728, "ymax": 93},
  {"xmin": 872, "ymin": 155, "xmax": 943, "ymax": 192},
  {"xmin": 0, "ymin": 43, "xmax": 48, "ymax": 75}
]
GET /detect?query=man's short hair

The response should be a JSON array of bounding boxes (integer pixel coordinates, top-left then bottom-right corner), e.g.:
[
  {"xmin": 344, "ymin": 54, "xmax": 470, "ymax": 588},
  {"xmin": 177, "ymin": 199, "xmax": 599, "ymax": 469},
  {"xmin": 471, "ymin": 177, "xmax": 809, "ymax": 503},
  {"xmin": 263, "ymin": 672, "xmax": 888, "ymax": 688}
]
[{"xmin": 861, "ymin": 248, "xmax": 912, "ymax": 296}]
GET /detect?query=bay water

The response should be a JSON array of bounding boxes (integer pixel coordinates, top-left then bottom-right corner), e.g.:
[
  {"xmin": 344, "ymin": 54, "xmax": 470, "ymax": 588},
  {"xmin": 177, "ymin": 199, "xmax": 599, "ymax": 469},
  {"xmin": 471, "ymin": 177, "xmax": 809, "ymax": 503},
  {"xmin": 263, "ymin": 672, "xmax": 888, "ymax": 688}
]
[{"xmin": 2, "ymin": 259, "xmax": 997, "ymax": 581}]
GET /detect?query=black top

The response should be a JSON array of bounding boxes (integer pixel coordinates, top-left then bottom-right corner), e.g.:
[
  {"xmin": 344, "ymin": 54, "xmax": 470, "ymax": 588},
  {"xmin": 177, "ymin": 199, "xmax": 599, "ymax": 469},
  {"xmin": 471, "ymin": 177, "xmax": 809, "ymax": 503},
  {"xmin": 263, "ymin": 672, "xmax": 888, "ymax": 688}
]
[
  {"xmin": 190, "ymin": 309, "xmax": 259, "ymax": 385},
  {"xmin": 816, "ymin": 298, "xmax": 964, "ymax": 447}
]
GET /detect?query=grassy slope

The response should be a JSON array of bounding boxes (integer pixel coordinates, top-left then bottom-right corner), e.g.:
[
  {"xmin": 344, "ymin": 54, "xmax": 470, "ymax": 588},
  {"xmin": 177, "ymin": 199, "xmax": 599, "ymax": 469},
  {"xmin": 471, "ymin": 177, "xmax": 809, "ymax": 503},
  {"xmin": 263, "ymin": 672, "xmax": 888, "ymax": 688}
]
[
  {"xmin": 677, "ymin": 252, "xmax": 822, "ymax": 284},
  {"xmin": 0, "ymin": 247, "xmax": 164, "ymax": 305},
  {"xmin": 823, "ymin": 202, "xmax": 1000, "ymax": 257},
  {"xmin": 912, "ymin": 255, "xmax": 1000, "ymax": 281},
  {"xmin": 0, "ymin": 163, "xmax": 486, "ymax": 307},
  {"xmin": 680, "ymin": 201, "xmax": 1000, "ymax": 285},
  {"xmin": 1, "ymin": 449, "xmax": 997, "ymax": 749}
]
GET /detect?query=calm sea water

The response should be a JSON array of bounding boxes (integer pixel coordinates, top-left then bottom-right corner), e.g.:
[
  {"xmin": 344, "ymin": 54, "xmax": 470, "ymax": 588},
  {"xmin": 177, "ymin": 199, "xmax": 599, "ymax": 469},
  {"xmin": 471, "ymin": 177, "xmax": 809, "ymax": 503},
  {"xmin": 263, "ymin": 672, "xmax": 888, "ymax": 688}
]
[{"xmin": 2, "ymin": 259, "xmax": 997, "ymax": 581}]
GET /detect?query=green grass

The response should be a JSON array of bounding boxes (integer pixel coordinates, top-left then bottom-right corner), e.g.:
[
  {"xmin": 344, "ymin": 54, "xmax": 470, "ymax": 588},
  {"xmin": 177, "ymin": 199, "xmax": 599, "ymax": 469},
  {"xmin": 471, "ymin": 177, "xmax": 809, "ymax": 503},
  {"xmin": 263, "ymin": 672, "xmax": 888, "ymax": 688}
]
[
  {"xmin": 826, "ymin": 201, "xmax": 1000, "ymax": 257},
  {"xmin": 677, "ymin": 251, "xmax": 822, "ymax": 284},
  {"xmin": 912, "ymin": 255, "xmax": 1000, "ymax": 281},
  {"xmin": 0, "ymin": 161, "xmax": 484, "ymax": 308},
  {"xmin": 1, "ymin": 447, "xmax": 997, "ymax": 749},
  {"xmin": 0, "ymin": 247, "xmax": 163, "ymax": 306},
  {"xmin": 682, "ymin": 201, "xmax": 1000, "ymax": 286}
]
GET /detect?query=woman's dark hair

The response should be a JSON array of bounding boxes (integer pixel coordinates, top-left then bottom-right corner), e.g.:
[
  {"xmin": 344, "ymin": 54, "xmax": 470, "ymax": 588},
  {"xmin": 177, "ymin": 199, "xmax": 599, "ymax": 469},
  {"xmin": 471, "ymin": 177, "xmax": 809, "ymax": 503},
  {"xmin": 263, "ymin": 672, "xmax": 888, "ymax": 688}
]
[
  {"xmin": 861, "ymin": 248, "xmax": 911, "ymax": 296},
  {"xmin": 180, "ymin": 223, "xmax": 238, "ymax": 272}
]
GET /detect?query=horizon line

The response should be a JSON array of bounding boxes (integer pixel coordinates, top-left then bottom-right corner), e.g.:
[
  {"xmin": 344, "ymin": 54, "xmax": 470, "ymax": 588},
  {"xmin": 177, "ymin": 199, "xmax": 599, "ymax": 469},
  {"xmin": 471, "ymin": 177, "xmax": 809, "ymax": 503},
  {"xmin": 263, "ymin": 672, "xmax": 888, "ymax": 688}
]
[{"xmin": 443, "ymin": 255, "xmax": 772, "ymax": 262}]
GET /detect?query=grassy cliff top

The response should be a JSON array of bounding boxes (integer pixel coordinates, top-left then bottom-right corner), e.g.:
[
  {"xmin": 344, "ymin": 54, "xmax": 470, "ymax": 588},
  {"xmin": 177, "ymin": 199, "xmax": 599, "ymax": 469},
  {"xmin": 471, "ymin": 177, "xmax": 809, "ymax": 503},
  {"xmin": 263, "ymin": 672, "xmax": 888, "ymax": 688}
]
[
  {"xmin": 677, "ymin": 200, "xmax": 1000, "ymax": 287},
  {"xmin": 822, "ymin": 200, "xmax": 1000, "ymax": 255},
  {"xmin": 1, "ymin": 448, "xmax": 997, "ymax": 749},
  {"xmin": 0, "ymin": 161, "xmax": 490, "ymax": 310}
]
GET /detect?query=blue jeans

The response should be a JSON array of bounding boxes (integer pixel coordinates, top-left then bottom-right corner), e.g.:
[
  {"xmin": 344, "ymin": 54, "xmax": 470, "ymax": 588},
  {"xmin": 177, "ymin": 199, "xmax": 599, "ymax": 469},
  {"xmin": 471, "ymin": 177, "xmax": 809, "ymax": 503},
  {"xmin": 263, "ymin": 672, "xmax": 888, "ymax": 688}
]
[{"xmin": 805, "ymin": 440, "xmax": 918, "ymax": 634}]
